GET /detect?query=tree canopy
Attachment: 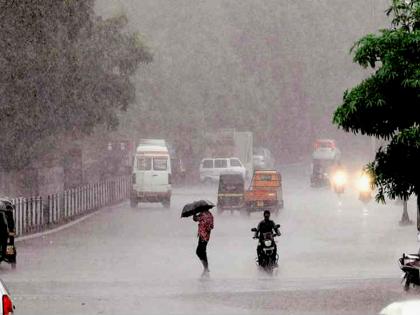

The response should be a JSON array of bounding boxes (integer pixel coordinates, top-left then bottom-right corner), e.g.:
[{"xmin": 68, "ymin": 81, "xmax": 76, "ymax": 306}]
[
  {"xmin": 333, "ymin": 0, "xmax": 420, "ymax": 202},
  {"xmin": 0, "ymin": 0, "xmax": 151, "ymax": 170}
]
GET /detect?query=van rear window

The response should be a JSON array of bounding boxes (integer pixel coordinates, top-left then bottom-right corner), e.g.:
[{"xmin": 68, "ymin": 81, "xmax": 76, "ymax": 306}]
[
  {"xmin": 153, "ymin": 157, "xmax": 168, "ymax": 171},
  {"xmin": 215, "ymin": 159, "xmax": 227, "ymax": 168},
  {"xmin": 137, "ymin": 157, "xmax": 152, "ymax": 170}
]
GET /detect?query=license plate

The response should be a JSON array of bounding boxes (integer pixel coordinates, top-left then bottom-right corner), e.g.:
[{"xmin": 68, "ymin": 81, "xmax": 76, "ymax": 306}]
[
  {"xmin": 6, "ymin": 245, "xmax": 14, "ymax": 256},
  {"xmin": 257, "ymin": 201, "xmax": 264, "ymax": 207}
]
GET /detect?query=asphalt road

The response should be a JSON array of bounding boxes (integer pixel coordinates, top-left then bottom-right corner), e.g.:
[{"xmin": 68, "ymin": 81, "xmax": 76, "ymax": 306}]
[{"xmin": 2, "ymin": 165, "xmax": 420, "ymax": 315}]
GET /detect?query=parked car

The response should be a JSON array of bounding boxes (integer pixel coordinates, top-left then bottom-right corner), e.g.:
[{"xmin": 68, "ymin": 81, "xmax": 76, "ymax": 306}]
[
  {"xmin": 244, "ymin": 170, "xmax": 284, "ymax": 215},
  {"xmin": 0, "ymin": 279, "xmax": 14, "ymax": 314},
  {"xmin": 253, "ymin": 147, "xmax": 275, "ymax": 170},
  {"xmin": 199, "ymin": 157, "xmax": 246, "ymax": 183},
  {"xmin": 131, "ymin": 139, "xmax": 172, "ymax": 208}
]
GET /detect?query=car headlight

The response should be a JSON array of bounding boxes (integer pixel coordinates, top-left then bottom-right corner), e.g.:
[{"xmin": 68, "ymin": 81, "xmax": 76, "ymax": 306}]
[{"xmin": 264, "ymin": 240, "xmax": 272, "ymax": 247}]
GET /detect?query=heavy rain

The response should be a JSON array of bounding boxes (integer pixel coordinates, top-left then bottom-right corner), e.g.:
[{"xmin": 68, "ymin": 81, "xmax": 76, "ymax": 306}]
[{"xmin": 0, "ymin": 0, "xmax": 419, "ymax": 314}]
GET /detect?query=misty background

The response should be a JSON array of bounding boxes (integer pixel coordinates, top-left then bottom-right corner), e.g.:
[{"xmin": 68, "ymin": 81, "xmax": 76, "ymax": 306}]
[
  {"xmin": 98, "ymin": 0, "xmax": 388, "ymax": 162},
  {"xmin": 0, "ymin": 0, "xmax": 391, "ymax": 196}
]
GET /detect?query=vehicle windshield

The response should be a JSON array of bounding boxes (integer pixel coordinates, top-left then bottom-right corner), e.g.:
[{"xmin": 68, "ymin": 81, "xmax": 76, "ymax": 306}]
[{"xmin": 220, "ymin": 175, "xmax": 244, "ymax": 188}]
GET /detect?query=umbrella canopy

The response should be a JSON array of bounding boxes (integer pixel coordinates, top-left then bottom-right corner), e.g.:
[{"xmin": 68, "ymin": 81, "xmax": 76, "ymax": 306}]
[{"xmin": 181, "ymin": 200, "xmax": 215, "ymax": 218}]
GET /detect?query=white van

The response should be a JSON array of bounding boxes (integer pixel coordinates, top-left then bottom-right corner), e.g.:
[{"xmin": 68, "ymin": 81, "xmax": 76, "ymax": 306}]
[
  {"xmin": 131, "ymin": 139, "xmax": 171, "ymax": 208},
  {"xmin": 199, "ymin": 157, "xmax": 246, "ymax": 183}
]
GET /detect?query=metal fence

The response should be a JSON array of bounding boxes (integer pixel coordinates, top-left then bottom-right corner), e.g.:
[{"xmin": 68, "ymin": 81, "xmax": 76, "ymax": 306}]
[{"xmin": 10, "ymin": 176, "xmax": 131, "ymax": 237}]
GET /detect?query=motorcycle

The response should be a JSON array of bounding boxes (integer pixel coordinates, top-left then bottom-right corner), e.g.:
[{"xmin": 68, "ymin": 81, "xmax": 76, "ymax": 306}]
[
  {"xmin": 310, "ymin": 172, "xmax": 329, "ymax": 188},
  {"xmin": 0, "ymin": 235, "xmax": 16, "ymax": 269},
  {"xmin": 357, "ymin": 172, "xmax": 373, "ymax": 204},
  {"xmin": 331, "ymin": 169, "xmax": 347, "ymax": 195},
  {"xmin": 399, "ymin": 253, "xmax": 420, "ymax": 291},
  {"xmin": 251, "ymin": 225, "xmax": 280, "ymax": 273},
  {"xmin": 0, "ymin": 199, "xmax": 17, "ymax": 269}
]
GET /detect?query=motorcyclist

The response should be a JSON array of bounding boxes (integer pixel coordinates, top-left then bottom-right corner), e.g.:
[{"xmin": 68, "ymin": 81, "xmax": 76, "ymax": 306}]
[
  {"xmin": 254, "ymin": 210, "xmax": 281, "ymax": 262},
  {"xmin": 311, "ymin": 159, "xmax": 326, "ymax": 186}
]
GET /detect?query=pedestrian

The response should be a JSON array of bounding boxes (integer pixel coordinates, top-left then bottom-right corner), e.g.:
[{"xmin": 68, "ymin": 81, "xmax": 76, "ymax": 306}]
[{"xmin": 193, "ymin": 208, "xmax": 214, "ymax": 276}]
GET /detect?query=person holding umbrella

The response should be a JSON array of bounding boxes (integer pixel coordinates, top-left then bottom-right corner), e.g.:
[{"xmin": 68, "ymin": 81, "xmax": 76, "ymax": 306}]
[{"xmin": 181, "ymin": 200, "xmax": 214, "ymax": 276}]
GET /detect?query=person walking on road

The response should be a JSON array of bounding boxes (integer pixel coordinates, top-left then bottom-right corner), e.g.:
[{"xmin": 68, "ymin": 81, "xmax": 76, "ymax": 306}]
[{"xmin": 193, "ymin": 208, "xmax": 214, "ymax": 276}]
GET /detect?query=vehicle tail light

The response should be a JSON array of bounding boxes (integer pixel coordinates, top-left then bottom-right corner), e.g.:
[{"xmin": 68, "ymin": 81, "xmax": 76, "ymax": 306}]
[
  {"xmin": 3, "ymin": 294, "xmax": 13, "ymax": 315},
  {"xmin": 132, "ymin": 173, "xmax": 136, "ymax": 184},
  {"xmin": 168, "ymin": 174, "xmax": 172, "ymax": 185}
]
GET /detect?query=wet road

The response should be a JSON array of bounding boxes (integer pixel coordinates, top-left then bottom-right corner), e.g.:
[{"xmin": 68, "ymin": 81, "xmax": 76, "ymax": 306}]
[{"xmin": 2, "ymin": 165, "xmax": 419, "ymax": 315}]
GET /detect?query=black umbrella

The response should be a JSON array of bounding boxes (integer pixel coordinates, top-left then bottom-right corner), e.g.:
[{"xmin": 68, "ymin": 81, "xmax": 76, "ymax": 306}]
[{"xmin": 181, "ymin": 200, "xmax": 215, "ymax": 218}]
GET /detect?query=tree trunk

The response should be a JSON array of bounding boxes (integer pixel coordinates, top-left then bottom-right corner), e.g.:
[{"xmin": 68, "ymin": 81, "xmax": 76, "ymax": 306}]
[{"xmin": 400, "ymin": 198, "xmax": 411, "ymax": 225}]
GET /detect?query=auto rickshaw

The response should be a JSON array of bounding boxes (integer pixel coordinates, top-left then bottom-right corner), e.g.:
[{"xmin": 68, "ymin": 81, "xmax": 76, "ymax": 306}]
[
  {"xmin": 0, "ymin": 198, "xmax": 16, "ymax": 269},
  {"xmin": 217, "ymin": 174, "xmax": 245, "ymax": 214},
  {"xmin": 244, "ymin": 170, "xmax": 284, "ymax": 215}
]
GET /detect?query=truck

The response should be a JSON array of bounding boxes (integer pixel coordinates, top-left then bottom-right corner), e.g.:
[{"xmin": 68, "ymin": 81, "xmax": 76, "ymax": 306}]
[
  {"xmin": 204, "ymin": 129, "xmax": 253, "ymax": 179},
  {"xmin": 310, "ymin": 139, "xmax": 341, "ymax": 187}
]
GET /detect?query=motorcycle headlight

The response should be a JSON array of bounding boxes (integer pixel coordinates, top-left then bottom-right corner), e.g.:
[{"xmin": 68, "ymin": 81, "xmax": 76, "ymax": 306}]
[
  {"xmin": 332, "ymin": 170, "xmax": 347, "ymax": 186},
  {"xmin": 264, "ymin": 240, "xmax": 272, "ymax": 247},
  {"xmin": 357, "ymin": 173, "xmax": 372, "ymax": 193}
]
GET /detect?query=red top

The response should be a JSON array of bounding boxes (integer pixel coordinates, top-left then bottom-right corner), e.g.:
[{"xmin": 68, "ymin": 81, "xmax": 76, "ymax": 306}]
[{"xmin": 196, "ymin": 211, "xmax": 214, "ymax": 241}]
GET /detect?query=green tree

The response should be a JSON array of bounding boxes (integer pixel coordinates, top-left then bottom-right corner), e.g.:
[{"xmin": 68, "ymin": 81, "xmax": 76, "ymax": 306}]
[
  {"xmin": 333, "ymin": 0, "xmax": 420, "ymax": 225},
  {"xmin": 0, "ymin": 0, "xmax": 151, "ymax": 170}
]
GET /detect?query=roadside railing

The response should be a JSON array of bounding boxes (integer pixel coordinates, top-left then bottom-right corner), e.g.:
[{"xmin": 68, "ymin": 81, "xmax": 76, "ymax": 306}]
[{"xmin": 11, "ymin": 176, "xmax": 131, "ymax": 237}]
